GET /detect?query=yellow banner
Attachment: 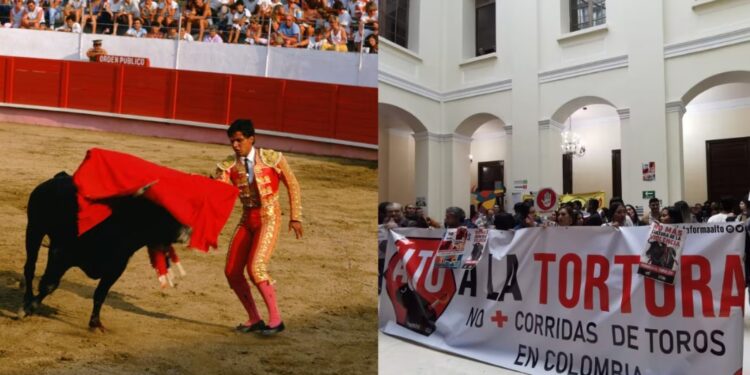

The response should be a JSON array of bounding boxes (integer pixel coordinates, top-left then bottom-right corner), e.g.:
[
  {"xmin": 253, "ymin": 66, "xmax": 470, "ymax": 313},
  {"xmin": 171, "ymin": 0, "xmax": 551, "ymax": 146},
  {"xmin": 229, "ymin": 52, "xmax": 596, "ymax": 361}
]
[{"xmin": 559, "ymin": 191, "xmax": 606, "ymax": 209}]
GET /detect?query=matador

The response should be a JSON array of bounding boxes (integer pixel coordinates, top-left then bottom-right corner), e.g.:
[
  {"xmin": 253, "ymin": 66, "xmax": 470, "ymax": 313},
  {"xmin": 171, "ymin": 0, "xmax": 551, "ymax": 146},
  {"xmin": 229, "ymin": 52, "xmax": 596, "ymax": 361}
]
[{"xmin": 214, "ymin": 119, "xmax": 303, "ymax": 335}]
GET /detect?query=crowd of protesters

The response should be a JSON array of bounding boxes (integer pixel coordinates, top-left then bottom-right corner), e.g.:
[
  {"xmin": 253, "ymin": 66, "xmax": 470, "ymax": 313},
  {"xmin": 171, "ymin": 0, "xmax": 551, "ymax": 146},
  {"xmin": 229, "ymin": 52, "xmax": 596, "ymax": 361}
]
[
  {"xmin": 0, "ymin": 0, "xmax": 378, "ymax": 51},
  {"xmin": 378, "ymin": 194, "xmax": 750, "ymax": 293},
  {"xmin": 379, "ymin": 194, "xmax": 750, "ymax": 233}
]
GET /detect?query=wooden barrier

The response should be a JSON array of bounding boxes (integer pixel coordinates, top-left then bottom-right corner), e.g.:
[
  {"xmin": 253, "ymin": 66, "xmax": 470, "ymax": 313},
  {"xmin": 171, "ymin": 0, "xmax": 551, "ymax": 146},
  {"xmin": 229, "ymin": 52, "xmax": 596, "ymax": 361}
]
[{"xmin": 0, "ymin": 55, "xmax": 377, "ymax": 146}]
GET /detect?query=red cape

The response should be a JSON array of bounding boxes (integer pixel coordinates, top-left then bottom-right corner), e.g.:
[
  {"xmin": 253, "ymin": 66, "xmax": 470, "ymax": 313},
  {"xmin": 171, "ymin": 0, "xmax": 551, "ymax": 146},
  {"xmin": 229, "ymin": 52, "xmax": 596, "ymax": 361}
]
[{"xmin": 72, "ymin": 148, "xmax": 239, "ymax": 252}]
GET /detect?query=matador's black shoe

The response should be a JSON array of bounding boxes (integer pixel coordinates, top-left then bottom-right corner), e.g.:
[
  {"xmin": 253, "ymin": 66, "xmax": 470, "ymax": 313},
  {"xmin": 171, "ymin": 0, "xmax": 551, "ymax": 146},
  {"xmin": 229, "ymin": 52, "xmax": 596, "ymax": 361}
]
[
  {"xmin": 260, "ymin": 322, "xmax": 285, "ymax": 336},
  {"xmin": 236, "ymin": 320, "xmax": 267, "ymax": 333}
]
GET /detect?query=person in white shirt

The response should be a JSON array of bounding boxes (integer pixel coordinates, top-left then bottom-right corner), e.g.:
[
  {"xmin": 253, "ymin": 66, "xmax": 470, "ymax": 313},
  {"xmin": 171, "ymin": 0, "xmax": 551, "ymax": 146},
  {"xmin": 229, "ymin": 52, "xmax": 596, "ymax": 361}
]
[
  {"xmin": 125, "ymin": 17, "xmax": 147, "ymax": 36},
  {"xmin": 139, "ymin": 0, "xmax": 158, "ymax": 26},
  {"xmin": 226, "ymin": 2, "xmax": 250, "ymax": 43},
  {"xmin": 707, "ymin": 198, "xmax": 736, "ymax": 223},
  {"xmin": 179, "ymin": 27, "xmax": 194, "ymax": 41},
  {"xmin": 55, "ymin": 14, "xmax": 82, "ymax": 32},
  {"xmin": 21, "ymin": 0, "xmax": 43, "ymax": 29}
]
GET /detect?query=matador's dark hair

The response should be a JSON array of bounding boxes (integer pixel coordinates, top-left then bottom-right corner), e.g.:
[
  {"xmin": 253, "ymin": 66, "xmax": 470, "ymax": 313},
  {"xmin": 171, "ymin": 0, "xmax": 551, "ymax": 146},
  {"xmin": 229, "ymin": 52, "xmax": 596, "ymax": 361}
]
[{"xmin": 227, "ymin": 119, "xmax": 255, "ymax": 138}]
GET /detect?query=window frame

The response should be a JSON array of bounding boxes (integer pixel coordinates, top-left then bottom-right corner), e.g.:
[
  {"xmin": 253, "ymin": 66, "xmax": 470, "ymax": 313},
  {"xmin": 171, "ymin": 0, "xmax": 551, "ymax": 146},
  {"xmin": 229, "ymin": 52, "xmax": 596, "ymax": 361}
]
[
  {"xmin": 569, "ymin": 0, "xmax": 606, "ymax": 33},
  {"xmin": 380, "ymin": 0, "xmax": 410, "ymax": 49},
  {"xmin": 474, "ymin": 0, "xmax": 496, "ymax": 57}
]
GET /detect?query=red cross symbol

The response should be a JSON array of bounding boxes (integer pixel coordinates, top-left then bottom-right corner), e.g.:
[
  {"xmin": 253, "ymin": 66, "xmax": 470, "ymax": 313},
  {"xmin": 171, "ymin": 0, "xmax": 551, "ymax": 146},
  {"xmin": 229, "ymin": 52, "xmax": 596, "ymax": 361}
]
[{"xmin": 490, "ymin": 310, "xmax": 508, "ymax": 328}]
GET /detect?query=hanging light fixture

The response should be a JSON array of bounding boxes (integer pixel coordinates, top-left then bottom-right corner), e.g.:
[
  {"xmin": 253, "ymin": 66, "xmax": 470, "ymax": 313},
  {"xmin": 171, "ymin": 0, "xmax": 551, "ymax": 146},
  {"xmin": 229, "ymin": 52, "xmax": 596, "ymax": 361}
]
[{"xmin": 561, "ymin": 114, "xmax": 586, "ymax": 157}]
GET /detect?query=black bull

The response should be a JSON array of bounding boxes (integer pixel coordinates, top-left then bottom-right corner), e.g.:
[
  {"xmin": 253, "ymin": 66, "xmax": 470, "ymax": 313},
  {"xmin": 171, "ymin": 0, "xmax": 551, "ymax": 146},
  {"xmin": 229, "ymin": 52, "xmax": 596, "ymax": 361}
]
[{"xmin": 24, "ymin": 172, "xmax": 185, "ymax": 330}]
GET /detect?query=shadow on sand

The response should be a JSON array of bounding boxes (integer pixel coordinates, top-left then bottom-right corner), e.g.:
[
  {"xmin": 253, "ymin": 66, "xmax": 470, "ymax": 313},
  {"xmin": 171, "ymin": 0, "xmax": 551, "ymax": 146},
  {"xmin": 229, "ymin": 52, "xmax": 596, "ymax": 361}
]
[{"xmin": 0, "ymin": 269, "xmax": 226, "ymax": 330}]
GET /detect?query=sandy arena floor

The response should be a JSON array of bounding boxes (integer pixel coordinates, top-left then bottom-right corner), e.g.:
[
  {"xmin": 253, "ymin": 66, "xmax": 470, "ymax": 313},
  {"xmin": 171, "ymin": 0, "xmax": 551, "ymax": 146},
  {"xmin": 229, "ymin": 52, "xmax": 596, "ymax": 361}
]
[{"xmin": 0, "ymin": 121, "xmax": 377, "ymax": 374}]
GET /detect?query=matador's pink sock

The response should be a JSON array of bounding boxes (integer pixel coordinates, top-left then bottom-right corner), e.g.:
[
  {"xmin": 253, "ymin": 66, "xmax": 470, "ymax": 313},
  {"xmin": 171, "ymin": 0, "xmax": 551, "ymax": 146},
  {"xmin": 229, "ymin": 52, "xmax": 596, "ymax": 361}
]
[{"xmin": 257, "ymin": 281, "xmax": 282, "ymax": 327}]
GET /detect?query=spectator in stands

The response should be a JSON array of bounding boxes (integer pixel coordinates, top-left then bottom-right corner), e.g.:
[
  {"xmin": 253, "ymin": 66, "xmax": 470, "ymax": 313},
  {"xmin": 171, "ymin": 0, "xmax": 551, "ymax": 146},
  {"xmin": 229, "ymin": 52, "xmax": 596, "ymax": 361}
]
[
  {"xmin": 0, "ymin": 0, "xmax": 10, "ymax": 27},
  {"xmin": 255, "ymin": 0, "xmax": 273, "ymax": 18},
  {"xmin": 156, "ymin": 0, "xmax": 179, "ymax": 30},
  {"xmin": 140, "ymin": 0, "xmax": 157, "ymax": 26},
  {"xmin": 659, "ymin": 206, "xmax": 683, "ymax": 224},
  {"xmin": 178, "ymin": 25, "xmax": 194, "ymax": 40},
  {"xmin": 63, "ymin": 0, "xmax": 85, "ymax": 25},
  {"xmin": 226, "ymin": 1, "xmax": 250, "ymax": 43},
  {"xmin": 81, "ymin": 0, "xmax": 111, "ymax": 34},
  {"xmin": 363, "ymin": 32, "xmax": 377, "ymax": 53},
  {"xmin": 294, "ymin": 26, "xmax": 328, "ymax": 49},
  {"xmin": 85, "ymin": 39, "xmax": 107, "ymax": 61},
  {"xmin": 125, "ymin": 16, "xmax": 146, "ymax": 36},
  {"xmin": 185, "ymin": 0, "xmax": 210, "ymax": 41},
  {"xmin": 275, "ymin": 13, "xmax": 299, "ymax": 47},
  {"xmin": 333, "ymin": 0, "xmax": 351, "ymax": 36},
  {"xmin": 21, "ymin": 0, "xmax": 44, "ymax": 29},
  {"xmin": 625, "ymin": 204, "xmax": 640, "ymax": 227},
  {"xmin": 146, "ymin": 22, "xmax": 163, "ymax": 37},
  {"xmin": 209, "ymin": 0, "xmax": 231, "ymax": 28},
  {"xmin": 203, "ymin": 24, "xmax": 223, "ymax": 42},
  {"xmin": 55, "ymin": 14, "xmax": 81, "ymax": 31},
  {"xmin": 110, "ymin": 0, "xmax": 125, "ymax": 33},
  {"xmin": 240, "ymin": 0, "xmax": 257, "ymax": 14},
  {"xmin": 10, "ymin": 0, "xmax": 26, "ymax": 28},
  {"xmin": 113, "ymin": 0, "xmax": 139, "ymax": 35},
  {"xmin": 298, "ymin": 0, "xmax": 319, "ymax": 36},
  {"xmin": 641, "ymin": 197, "xmax": 660, "ymax": 225},
  {"xmin": 243, "ymin": 16, "xmax": 267, "ymax": 44},
  {"xmin": 47, "ymin": 0, "xmax": 64, "ymax": 29},
  {"xmin": 326, "ymin": 15, "xmax": 347, "ymax": 51},
  {"xmin": 286, "ymin": 0, "xmax": 301, "ymax": 20}
]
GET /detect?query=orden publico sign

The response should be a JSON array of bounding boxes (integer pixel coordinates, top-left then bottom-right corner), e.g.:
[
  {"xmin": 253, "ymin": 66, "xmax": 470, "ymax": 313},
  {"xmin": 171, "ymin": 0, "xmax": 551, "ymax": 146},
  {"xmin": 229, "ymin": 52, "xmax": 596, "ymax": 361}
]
[{"xmin": 96, "ymin": 55, "xmax": 150, "ymax": 67}]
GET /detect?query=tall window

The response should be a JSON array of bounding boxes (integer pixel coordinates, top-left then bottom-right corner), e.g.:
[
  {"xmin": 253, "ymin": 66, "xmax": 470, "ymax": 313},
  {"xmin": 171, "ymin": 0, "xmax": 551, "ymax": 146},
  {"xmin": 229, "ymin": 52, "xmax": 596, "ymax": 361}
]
[
  {"xmin": 570, "ymin": 0, "xmax": 606, "ymax": 32},
  {"xmin": 380, "ymin": 0, "xmax": 410, "ymax": 49},
  {"xmin": 475, "ymin": 0, "xmax": 496, "ymax": 56}
]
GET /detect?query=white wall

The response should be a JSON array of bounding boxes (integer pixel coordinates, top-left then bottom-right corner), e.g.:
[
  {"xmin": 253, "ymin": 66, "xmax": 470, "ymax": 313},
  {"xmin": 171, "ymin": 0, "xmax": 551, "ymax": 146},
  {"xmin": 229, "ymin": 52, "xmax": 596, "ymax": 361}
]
[
  {"xmin": 682, "ymin": 104, "xmax": 750, "ymax": 204},
  {"xmin": 469, "ymin": 133, "xmax": 508, "ymax": 190},
  {"xmin": 570, "ymin": 116, "xmax": 621, "ymax": 200},
  {"xmin": 378, "ymin": 0, "xmax": 750, "ymax": 217},
  {"xmin": 663, "ymin": 0, "xmax": 750, "ymax": 47},
  {"xmin": 0, "ymin": 28, "xmax": 377, "ymax": 87}
]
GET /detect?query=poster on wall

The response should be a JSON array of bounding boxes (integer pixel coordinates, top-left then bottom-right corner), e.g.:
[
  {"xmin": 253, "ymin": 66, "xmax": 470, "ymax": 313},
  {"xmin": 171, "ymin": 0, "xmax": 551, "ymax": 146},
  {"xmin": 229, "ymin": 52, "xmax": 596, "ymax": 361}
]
[{"xmin": 642, "ymin": 161, "xmax": 655, "ymax": 181}]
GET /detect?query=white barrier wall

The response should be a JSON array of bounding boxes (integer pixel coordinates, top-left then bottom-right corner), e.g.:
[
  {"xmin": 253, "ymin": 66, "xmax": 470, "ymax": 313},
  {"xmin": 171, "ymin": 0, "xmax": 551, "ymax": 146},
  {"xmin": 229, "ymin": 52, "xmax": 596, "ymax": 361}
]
[{"xmin": 0, "ymin": 28, "xmax": 377, "ymax": 87}]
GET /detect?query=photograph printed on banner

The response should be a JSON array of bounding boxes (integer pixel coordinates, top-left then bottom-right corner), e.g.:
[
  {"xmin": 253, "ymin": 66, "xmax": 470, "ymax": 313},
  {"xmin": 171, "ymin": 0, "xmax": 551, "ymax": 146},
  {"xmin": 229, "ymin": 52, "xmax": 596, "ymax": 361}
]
[
  {"xmin": 435, "ymin": 227, "xmax": 470, "ymax": 268},
  {"xmin": 637, "ymin": 222, "xmax": 685, "ymax": 284},
  {"xmin": 460, "ymin": 228, "xmax": 488, "ymax": 270}
]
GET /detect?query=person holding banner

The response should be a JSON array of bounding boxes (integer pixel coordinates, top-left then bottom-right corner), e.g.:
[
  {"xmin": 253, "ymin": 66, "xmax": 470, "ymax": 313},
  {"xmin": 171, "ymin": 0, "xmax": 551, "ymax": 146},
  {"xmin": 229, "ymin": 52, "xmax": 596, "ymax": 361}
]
[
  {"xmin": 659, "ymin": 206, "xmax": 683, "ymax": 224},
  {"xmin": 602, "ymin": 202, "xmax": 628, "ymax": 227}
]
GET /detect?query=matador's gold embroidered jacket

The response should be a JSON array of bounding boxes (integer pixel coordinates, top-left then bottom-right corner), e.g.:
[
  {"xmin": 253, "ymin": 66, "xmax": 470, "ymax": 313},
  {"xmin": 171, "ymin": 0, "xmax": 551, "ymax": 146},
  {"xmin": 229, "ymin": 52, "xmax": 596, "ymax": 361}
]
[{"xmin": 214, "ymin": 148, "xmax": 302, "ymax": 222}]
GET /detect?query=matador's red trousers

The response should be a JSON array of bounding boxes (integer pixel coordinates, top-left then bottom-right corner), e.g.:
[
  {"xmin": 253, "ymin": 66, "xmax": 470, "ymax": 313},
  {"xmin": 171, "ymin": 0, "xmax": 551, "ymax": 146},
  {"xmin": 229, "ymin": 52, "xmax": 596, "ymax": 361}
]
[{"xmin": 224, "ymin": 207, "xmax": 282, "ymax": 327}]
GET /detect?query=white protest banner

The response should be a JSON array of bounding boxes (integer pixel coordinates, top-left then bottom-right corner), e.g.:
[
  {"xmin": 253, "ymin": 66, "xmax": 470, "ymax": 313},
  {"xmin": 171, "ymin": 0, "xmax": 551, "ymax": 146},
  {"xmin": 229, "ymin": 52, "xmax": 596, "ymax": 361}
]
[{"xmin": 379, "ymin": 224, "xmax": 746, "ymax": 375}]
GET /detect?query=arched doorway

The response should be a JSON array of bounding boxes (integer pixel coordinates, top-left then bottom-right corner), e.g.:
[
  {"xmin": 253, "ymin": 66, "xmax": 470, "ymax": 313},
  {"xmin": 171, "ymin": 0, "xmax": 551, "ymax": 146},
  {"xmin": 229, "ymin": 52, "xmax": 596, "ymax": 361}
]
[
  {"xmin": 454, "ymin": 113, "xmax": 509, "ymax": 213},
  {"xmin": 681, "ymin": 71, "xmax": 750, "ymax": 205},
  {"xmin": 551, "ymin": 97, "xmax": 622, "ymax": 203},
  {"xmin": 378, "ymin": 103, "xmax": 427, "ymax": 208}
]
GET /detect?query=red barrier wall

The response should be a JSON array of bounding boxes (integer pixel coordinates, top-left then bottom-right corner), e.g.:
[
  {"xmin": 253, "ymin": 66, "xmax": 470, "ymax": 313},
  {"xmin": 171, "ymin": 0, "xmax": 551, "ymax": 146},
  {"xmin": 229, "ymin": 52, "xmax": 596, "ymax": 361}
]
[{"xmin": 0, "ymin": 56, "xmax": 377, "ymax": 145}]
